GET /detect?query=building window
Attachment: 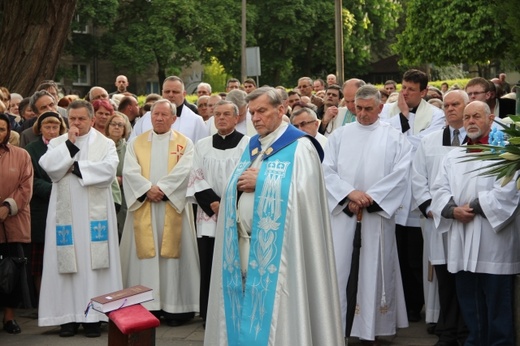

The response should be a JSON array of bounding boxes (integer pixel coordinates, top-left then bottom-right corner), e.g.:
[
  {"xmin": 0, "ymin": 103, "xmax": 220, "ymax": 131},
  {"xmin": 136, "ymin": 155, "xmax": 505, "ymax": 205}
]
[
  {"xmin": 146, "ymin": 82, "xmax": 160, "ymax": 94},
  {"xmin": 72, "ymin": 14, "xmax": 90, "ymax": 34},
  {"xmin": 72, "ymin": 64, "xmax": 90, "ymax": 86}
]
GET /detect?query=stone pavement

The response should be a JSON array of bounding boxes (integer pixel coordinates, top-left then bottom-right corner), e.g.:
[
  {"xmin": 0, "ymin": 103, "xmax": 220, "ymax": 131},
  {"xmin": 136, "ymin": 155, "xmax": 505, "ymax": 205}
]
[{"xmin": 0, "ymin": 308, "xmax": 438, "ymax": 345}]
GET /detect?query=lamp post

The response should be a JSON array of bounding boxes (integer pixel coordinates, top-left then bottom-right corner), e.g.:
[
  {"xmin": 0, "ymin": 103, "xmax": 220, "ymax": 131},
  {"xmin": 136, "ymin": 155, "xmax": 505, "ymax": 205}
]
[
  {"xmin": 241, "ymin": 0, "xmax": 247, "ymax": 83},
  {"xmin": 335, "ymin": 0, "xmax": 344, "ymax": 86}
]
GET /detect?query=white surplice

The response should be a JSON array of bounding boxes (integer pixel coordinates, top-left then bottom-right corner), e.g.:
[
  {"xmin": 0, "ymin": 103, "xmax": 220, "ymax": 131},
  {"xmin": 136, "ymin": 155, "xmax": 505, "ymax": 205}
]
[
  {"xmin": 315, "ymin": 132, "xmax": 328, "ymax": 149},
  {"xmin": 431, "ymin": 147, "xmax": 520, "ymax": 275},
  {"xmin": 120, "ymin": 130, "xmax": 200, "ymax": 313},
  {"xmin": 38, "ymin": 129, "xmax": 122, "ymax": 326},
  {"xmin": 130, "ymin": 106, "xmax": 209, "ymax": 143},
  {"xmin": 381, "ymin": 100, "xmax": 445, "ymax": 151},
  {"xmin": 411, "ymin": 128, "xmax": 461, "ymax": 323},
  {"xmin": 205, "ymin": 124, "xmax": 344, "ymax": 346},
  {"xmin": 382, "ymin": 100, "xmax": 445, "ymax": 226},
  {"xmin": 323, "ymin": 120, "xmax": 411, "ymax": 340},
  {"xmin": 186, "ymin": 133, "xmax": 249, "ymax": 237}
]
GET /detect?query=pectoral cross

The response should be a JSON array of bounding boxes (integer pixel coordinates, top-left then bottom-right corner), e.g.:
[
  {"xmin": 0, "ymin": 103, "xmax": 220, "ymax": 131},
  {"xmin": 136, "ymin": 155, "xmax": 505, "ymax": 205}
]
[{"xmin": 170, "ymin": 144, "xmax": 184, "ymax": 161}]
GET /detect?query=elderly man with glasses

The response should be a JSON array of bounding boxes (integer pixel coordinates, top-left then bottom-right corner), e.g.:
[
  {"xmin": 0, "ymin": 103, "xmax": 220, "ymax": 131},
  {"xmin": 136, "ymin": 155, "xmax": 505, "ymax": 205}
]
[{"xmin": 290, "ymin": 107, "xmax": 327, "ymax": 149}]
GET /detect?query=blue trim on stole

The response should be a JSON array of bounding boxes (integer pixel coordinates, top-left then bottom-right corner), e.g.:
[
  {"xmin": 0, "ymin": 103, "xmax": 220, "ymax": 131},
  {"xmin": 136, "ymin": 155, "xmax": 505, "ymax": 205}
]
[
  {"xmin": 222, "ymin": 136, "xmax": 299, "ymax": 345},
  {"xmin": 90, "ymin": 220, "xmax": 109, "ymax": 242},
  {"xmin": 248, "ymin": 124, "xmax": 324, "ymax": 162},
  {"xmin": 56, "ymin": 225, "xmax": 73, "ymax": 246}
]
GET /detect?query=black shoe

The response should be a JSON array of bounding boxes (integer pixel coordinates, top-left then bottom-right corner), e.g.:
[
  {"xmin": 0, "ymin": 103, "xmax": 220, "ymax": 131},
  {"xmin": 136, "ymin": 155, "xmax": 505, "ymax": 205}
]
[
  {"xmin": 165, "ymin": 318, "xmax": 188, "ymax": 327},
  {"xmin": 83, "ymin": 322, "xmax": 101, "ymax": 338},
  {"xmin": 427, "ymin": 323, "xmax": 437, "ymax": 335},
  {"xmin": 3, "ymin": 320, "xmax": 21, "ymax": 334},
  {"xmin": 59, "ymin": 322, "xmax": 79, "ymax": 337},
  {"xmin": 151, "ymin": 310, "xmax": 162, "ymax": 319},
  {"xmin": 407, "ymin": 310, "xmax": 421, "ymax": 322}
]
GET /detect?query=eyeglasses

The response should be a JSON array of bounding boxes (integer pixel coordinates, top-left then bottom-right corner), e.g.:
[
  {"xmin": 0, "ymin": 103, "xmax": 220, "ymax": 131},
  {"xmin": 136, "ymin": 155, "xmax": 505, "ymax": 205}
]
[
  {"xmin": 467, "ymin": 91, "xmax": 486, "ymax": 97},
  {"xmin": 109, "ymin": 122, "xmax": 125, "ymax": 128},
  {"xmin": 293, "ymin": 120, "xmax": 315, "ymax": 129}
]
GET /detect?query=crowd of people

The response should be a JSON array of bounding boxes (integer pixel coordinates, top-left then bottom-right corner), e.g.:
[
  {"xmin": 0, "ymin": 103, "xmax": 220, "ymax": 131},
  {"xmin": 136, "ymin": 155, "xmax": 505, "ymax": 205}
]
[{"xmin": 0, "ymin": 70, "xmax": 519, "ymax": 346}]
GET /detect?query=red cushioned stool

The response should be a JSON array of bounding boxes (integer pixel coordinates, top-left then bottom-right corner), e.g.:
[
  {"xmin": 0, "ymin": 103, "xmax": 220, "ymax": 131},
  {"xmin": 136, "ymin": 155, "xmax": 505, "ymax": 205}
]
[{"xmin": 107, "ymin": 304, "xmax": 160, "ymax": 346}]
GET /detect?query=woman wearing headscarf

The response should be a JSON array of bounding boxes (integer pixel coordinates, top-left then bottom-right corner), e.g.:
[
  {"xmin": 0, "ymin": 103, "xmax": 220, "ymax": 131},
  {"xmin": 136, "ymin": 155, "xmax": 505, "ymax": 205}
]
[{"xmin": 25, "ymin": 112, "xmax": 67, "ymax": 296}]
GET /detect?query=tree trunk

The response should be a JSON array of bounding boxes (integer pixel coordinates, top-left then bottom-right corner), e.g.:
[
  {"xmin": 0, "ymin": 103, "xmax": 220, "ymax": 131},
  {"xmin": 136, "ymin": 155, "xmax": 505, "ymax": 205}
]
[{"xmin": 0, "ymin": 0, "xmax": 77, "ymax": 96}]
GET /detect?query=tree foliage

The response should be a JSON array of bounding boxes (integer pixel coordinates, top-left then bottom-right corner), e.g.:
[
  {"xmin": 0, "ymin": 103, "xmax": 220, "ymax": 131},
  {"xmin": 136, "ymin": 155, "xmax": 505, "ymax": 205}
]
[
  {"xmin": 63, "ymin": 0, "xmax": 118, "ymax": 59},
  {"xmin": 105, "ymin": 0, "xmax": 238, "ymax": 84},
  {"xmin": 0, "ymin": 0, "xmax": 78, "ymax": 95},
  {"xmin": 502, "ymin": 0, "xmax": 520, "ymax": 69},
  {"xmin": 99, "ymin": 0, "xmax": 401, "ymax": 87},
  {"xmin": 220, "ymin": 0, "xmax": 402, "ymax": 86},
  {"xmin": 394, "ymin": 0, "xmax": 509, "ymax": 67},
  {"xmin": 3, "ymin": 0, "xmax": 519, "ymax": 97}
]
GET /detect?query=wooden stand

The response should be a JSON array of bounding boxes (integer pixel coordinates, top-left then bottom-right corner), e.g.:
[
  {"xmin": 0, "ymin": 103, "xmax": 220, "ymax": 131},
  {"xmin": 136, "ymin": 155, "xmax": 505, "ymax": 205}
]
[{"xmin": 107, "ymin": 304, "xmax": 160, "ymax": 346}]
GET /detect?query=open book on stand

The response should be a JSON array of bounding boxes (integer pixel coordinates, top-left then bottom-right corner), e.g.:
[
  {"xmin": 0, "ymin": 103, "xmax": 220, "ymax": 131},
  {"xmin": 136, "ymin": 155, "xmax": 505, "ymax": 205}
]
[{"xmin": 90, "ymin": 285, "xmax": 153, "ymax": 313}]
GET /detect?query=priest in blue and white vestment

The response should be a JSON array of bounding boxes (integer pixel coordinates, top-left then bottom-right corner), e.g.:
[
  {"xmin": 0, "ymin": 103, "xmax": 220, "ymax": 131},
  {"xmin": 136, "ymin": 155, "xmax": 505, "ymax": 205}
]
[{"xmin": 204, "ymin": 87, "xmax": 344, "ymax": 346}]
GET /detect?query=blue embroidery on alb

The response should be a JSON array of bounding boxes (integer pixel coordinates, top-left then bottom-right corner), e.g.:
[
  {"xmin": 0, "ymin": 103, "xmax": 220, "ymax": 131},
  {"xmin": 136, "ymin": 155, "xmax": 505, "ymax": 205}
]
[
  {"xmin": 90, "ymin": 220, "xmax": 108, "ymax": 242},
  {"xmin": 56, "ymin": 225, "xmax": 73, "ymax": 246},
  {"xmin": 222, "ymin": 140, "xmax": 297, "ymax": 346}
]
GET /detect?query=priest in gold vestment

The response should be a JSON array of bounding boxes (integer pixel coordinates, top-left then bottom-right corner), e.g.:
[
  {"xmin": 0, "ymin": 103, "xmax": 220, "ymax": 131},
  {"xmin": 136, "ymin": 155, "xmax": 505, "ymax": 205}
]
[{"xmin": 120, "ymin": 99, "xmax": 200, "ymax": 326}]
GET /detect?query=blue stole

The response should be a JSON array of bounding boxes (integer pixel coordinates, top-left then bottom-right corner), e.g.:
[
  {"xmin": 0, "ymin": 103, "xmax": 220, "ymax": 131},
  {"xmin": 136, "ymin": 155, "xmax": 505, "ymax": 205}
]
[{"xmin": 221, "ymin": 125, "xmax": 306, "ymax": 345}]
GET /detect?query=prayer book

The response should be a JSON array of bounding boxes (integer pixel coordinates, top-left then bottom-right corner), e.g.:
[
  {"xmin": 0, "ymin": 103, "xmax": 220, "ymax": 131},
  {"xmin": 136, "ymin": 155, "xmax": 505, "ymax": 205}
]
[{"xmin": 91, "ymin": 285, "xmax": 153, "ymax": 313}]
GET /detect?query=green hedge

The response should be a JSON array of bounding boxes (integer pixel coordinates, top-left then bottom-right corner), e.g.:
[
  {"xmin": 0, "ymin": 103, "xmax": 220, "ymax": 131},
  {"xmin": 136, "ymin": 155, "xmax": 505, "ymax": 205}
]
[{"xmin": 375, "ymin": 78, "xmax": 471, "ymax": 91}]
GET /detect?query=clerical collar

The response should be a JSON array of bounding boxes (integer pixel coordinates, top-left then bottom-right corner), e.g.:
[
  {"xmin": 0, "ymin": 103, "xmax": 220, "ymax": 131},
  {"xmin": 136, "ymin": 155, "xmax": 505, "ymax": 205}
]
[
  {"xmin": 152, "ymin": 130, "xmax": 173, "ymax": 139},
  {"xmin": 217, "ymin": 129, "xmax": 236, "ymax": 139},
  {"xmin": 409, "ymin": 106, "xmax": 419, "ymax": 114},
  {"xmin": 213, "ymin": 130, "xmax": 244, "ymax": 150},
  {"xmin": 355, "ymin": 118, "xmax": 380, "ymax": 130}
]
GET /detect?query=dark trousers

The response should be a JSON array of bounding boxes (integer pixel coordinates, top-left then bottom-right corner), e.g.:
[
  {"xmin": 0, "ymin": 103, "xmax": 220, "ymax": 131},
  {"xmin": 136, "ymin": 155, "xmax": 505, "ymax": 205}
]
[
  {"xmin": 396, "ymin": 225, "xmax": 424, "ymax": 316},
  {"xmin": 455, "ymin": 271, "xmax": 515, "ymax": 346},
  {"xmin": 197, "ymin": 236, "xmax": 215, "ymax": 321},
  {"xmin": 434, "ymin": 264, "xmax": 467, "ymax": 344}
]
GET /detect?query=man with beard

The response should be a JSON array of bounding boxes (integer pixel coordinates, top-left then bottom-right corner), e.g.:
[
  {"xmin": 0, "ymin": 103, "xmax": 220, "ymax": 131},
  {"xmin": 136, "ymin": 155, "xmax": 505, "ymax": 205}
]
[{"xmin": 431, "ymin": 101, "xmax": 520, "ymax": 345}]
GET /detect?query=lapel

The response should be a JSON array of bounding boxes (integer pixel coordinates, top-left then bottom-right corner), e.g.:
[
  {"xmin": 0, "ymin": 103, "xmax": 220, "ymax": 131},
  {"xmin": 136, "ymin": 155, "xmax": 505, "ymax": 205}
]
[{"xmin": 442, "ymin": 127, "xmax": 451, "ymax": 146}]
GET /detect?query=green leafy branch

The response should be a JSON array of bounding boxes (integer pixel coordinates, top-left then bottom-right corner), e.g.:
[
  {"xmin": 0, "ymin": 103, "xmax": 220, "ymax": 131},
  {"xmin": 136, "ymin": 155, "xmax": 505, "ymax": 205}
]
[{"xmin": 462, "ymin": 116, "xmax": 520, "ymax": 188}]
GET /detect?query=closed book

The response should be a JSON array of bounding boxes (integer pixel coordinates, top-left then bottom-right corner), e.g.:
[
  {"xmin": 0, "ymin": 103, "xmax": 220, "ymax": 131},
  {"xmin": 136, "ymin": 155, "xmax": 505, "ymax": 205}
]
[{"xmin": 91, "ymin": 285, "xmax": 153, "ymax": 313}]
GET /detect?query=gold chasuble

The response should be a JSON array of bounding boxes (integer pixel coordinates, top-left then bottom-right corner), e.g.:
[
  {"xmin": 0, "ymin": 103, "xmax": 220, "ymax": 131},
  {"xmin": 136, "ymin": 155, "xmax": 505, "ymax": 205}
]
[{"xmin": 133, "ymin": 131, "xmax": 187, "ymax": 259}]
